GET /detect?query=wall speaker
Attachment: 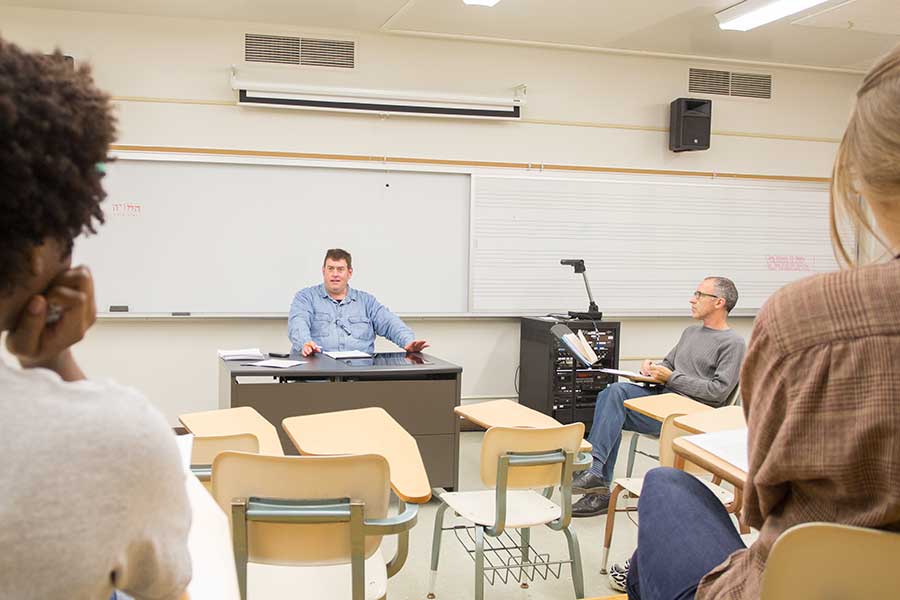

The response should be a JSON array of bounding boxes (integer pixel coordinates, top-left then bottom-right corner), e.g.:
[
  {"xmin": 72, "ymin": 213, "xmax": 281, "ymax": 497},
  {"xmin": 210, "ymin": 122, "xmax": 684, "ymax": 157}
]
[{"xmin": 669, "ymin": 98, "xmax": 711, "ymax": 152}]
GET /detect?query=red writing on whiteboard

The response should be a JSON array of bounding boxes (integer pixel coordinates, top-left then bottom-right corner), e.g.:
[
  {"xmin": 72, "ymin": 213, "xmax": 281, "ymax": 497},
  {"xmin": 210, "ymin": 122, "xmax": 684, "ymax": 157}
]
[
  {"xmin": 766, "ymin": 256, "xmax": 813, "ymax": 271},
  {"xmin": 111, "ymin": 203, "xmax": 142, "ymax": 217}
]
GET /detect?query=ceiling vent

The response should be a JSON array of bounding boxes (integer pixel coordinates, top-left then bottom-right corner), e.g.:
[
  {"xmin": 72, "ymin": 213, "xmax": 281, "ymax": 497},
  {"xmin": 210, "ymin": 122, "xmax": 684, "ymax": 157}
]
[
  {"xmin": 245, "ymin": 34, "xmax": 300, "ymax": 65},
  {"xmin": 689, "ymin": 68, "xmax": 772, "ymax": 99},
  {"xmin": 301, "ymin": 38, "xmax": 355, "ymax": 69},
  {"xmin": 244, "ymin": 34, "xmax": 355, "ymax": 69}
]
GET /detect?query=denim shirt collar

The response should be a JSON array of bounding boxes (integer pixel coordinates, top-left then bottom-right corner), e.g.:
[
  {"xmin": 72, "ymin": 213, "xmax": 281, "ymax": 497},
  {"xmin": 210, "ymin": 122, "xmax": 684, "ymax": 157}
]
[{"xmin": 316, "ymin": 283, "xmax": 358, "ymax": 304}]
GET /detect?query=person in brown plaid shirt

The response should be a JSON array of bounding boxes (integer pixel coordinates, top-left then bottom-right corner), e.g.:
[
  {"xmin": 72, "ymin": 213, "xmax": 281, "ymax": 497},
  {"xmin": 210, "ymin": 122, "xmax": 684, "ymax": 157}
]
[{"xmin": 624, "ymin": 42, "xmax": 900, "ymax": 600}]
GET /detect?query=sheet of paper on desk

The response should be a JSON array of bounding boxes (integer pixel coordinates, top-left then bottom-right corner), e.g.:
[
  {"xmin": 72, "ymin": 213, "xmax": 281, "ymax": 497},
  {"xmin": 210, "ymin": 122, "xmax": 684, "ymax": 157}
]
[
  {"xmin": 686, "ymin": 428, "xmax": 749, "ymax": 473},
  {"xmin": 323, "ymin": 350, "xmax": 372, "ymax": 359},
  {"xmin": 217, "ymin": 347, "xmax": 265, "ymax": 360},
  {"xmin": 245, "ymin": 358, "xmax": 304, "ymax": 368}
]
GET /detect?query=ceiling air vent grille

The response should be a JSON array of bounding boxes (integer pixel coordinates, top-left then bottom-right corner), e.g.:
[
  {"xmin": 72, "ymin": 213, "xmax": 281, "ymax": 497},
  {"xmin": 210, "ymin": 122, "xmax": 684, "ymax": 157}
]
[
  {"xmin": 689, "ymin": 68, "xmax": 772, "ymax": 99},
  {"xmin": 300, "ymin": 37, "xmax": 355, "ymax": 69},
  {"xmin": 730, "ymin": 72, "xmax": 773, "ymax": 99},
  {"xmin": 689, "ymin": 68, "xmax": 730, "ymax": 96},
  {"xmin": 244, "ymin": 34, "xmax": 355, "ymax": 69},
  {"xmin": 245, "ymin": 34, "xmax": 300, "ymax": 65}
]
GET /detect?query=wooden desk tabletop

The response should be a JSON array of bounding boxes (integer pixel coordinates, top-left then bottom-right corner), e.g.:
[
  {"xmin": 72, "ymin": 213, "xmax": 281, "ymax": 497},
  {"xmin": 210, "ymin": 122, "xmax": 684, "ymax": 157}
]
[
  {"xmin": 454, "ymin": 399, "xmax": 592, "ymax": 452},
  {"xmin": 179, "ymin": 407, "xmax": 284, "ymax": 456},
  {"xmin": 674, "ymin": 405, "xmax": 746, "ymax": 434},
  {"xmin": 185, "ymin": 474, "xmax": 240, "ymax": 600},
  {"xmin": 672, "ymin": 437, "xmax": 747, "ymax": 489},
  {"xmin": 282, "ymin": 407, "xmax": 432, "ymax": 504},
  {"xmin": 624, "ymin": 392, "xmax": 712, "ymax": 423}
]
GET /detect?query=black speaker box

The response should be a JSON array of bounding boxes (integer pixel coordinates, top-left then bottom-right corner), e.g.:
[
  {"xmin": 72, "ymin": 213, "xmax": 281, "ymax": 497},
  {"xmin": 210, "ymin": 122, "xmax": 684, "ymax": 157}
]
[{"xmin": 669, "ymin": 98, "xmax": 711, "ymax": 152}]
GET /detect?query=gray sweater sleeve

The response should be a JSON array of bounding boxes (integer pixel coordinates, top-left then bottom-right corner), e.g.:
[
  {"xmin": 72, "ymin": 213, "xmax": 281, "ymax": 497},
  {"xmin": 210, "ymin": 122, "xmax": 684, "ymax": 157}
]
[{"xmin": 666, "ymin": 336, "xmax": 745, "ymax": 407}]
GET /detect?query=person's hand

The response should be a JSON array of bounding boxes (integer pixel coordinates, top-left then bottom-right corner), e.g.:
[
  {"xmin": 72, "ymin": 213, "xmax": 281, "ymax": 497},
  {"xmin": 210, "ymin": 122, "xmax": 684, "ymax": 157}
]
[
  {"xmin": 6, "ymin": 266, "xmax": 96, "ymax": 378},
  {"xmin": 301, "ymin": 341, "xmax": 322, "ymax": 357},
  {"xmin": 404, "ymin": 339, "xmax": 429, "ymax": 353},
  {"xmin": 640, "ymin": 359, "xmax": 654, "ymax": 376},
  {"xmin": 648, "ymin": 364, "xmax": 672, "ymax": 383}
]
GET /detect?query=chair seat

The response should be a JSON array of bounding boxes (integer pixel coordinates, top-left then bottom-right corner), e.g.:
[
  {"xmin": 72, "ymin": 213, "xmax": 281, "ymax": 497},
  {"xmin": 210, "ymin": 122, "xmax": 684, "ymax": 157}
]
[
  {"xmin": 247, "ymin": 547, "xmax": 388, "ymax": 600},
  {"xmin": 612, "ymin": 476, "xmax": 733, "ymax": 504},
  {"xmin": 441, "ymin": 489, "xmax": 561, "ymax": 528},
  {"xmin": 614, "ymin": 477, "xmax": 645, "ymax": 497}
]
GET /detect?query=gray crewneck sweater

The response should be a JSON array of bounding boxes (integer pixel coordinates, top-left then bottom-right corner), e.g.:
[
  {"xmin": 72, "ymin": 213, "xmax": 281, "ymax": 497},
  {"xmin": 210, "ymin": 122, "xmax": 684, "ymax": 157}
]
[
  {"xmin": 661, "ymin": 325, "xmax": 746, "ymax": 407},
  {"xmin": 0, "ymin": 357, "xmax": 191, "ymax": 599}
]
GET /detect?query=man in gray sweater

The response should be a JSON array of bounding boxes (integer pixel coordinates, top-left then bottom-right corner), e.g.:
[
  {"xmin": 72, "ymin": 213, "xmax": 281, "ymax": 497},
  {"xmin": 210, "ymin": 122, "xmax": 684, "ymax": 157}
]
[
  {"xmin": 572, "ymin": 276, "xmax": 746, "ymax": 517},
  {"xmin": 0, "ymin": 39, "xmax": 191, "ymax": 598}
]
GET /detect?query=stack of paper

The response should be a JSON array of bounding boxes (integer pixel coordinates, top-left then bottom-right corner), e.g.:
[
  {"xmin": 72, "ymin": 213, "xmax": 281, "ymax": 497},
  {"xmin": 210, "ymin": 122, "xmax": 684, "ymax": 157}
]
[
  {"xmin": 685, "ymin": 428, "xmax": 749, "ymax": 473},
  {"xmin": 217, "ymin": 348, "xmax": 265, "ymax": 361},
  {"xmin": 242, "ymin": 359, "xmax": 304, "ymax": 368},
  {"xmin": 600, "ymin": 368, "xmax": 644, "ymax": 379},
  {"xmin": 323, "ymin": 350, "xmax": 371, "ymax": 359}
]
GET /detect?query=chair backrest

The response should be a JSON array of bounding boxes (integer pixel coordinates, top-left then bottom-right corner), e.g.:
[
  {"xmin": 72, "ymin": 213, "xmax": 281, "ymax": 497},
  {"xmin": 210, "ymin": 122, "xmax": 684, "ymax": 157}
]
[
  {"xmin": 192, "ymin": 432, "xmax": 259, "ymax": 465},
  {"xmin": 658, "ymin": 414, "xmax": 707, "ymax": 476},
  {"xmin": 480, "ymin": 423, "xmax": 585, "ymax": 489},
  {"xmin": 761, "ymin": 522, "xmax": 900, "ymax": 599},
  {"xmin": 212, "ymin": 452, "xmax": 390, "ymax": 566}
]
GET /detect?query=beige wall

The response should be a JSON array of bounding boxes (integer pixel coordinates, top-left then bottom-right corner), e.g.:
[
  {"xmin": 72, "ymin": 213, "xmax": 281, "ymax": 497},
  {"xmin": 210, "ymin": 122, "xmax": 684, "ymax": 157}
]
[{"xmin": 0, "ymin": 6, "xmax": 855, "ymax": 422}]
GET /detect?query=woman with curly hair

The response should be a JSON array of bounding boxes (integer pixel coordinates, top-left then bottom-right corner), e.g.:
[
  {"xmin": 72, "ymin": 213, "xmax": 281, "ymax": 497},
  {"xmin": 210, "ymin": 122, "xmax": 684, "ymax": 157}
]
[
  {"xmin": 0, "ymin": 39, "xmax": 191, "ymax": 599},
  {"xmin": 623, "ymin": 42, "xmax": 900, "ymax": 600}
]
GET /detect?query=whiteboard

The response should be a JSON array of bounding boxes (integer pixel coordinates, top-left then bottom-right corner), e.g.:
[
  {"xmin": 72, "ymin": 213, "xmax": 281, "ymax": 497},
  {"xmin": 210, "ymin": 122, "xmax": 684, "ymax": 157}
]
[
  {"xmin": 74, "ymin": 159, "xmax": 470, "ymax": 315},
  {"xmin": 470, "ymin": 174, "xmax": 838, "ymax": 316}
]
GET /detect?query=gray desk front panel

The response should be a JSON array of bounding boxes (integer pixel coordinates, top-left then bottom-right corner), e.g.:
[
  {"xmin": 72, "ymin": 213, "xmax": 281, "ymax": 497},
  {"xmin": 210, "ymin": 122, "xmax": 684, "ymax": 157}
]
[{"xmin": 223, "ymin": 367, "xmax": 461, "ymax": 490}]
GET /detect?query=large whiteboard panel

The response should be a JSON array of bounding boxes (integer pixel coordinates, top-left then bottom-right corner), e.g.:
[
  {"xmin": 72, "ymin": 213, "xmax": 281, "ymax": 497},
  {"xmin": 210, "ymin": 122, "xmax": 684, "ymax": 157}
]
[
  {"xmin": 471, "ymin": 175, "xmax": 836, "ymax": 316},
  {"xmin": 74, "ymin": 159, "xmax": 470, "ymax": 314}
]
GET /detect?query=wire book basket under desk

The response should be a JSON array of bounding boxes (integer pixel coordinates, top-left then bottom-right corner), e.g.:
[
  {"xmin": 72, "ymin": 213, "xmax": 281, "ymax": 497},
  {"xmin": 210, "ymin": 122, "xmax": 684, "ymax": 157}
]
[{"xmin": 447, "ymin": 521, "xmax": 567, "ymax": 586}]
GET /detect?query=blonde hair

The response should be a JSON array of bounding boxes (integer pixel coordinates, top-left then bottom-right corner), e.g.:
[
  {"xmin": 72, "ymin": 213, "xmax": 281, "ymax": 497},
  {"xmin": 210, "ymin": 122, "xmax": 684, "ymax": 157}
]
[{"xmin": 830, "ymin": 43, "xmax": 900, "ymax": 266}]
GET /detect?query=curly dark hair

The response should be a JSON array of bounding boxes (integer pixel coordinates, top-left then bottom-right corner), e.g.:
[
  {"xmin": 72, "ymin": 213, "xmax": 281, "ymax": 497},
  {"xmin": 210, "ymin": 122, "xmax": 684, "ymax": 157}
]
[{"xmin": 0, "ymin": 38, "xmax": 116, "ymax": 296}]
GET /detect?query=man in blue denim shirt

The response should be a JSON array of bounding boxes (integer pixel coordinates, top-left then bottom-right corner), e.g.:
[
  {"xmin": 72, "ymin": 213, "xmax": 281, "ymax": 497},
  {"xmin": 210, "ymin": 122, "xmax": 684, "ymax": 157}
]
[{"xmin": 288, "ymin": 248, "xmax": 429, "ymax": 357}]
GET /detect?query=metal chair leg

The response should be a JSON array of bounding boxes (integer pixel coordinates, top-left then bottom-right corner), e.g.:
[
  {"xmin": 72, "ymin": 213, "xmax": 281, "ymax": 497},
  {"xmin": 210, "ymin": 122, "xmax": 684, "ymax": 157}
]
[
  {"xmin": 562, "ymin": 525, "xmax": 585, "ymax": 599},
  {"xmin": 519, "ymin": 528, "xmax": 531, "ymax": 588},
  {"xmin": 427, "ymin": 501, "xmax": 450, "ymax": 599},
  {"xmin": 626, "ymin": 433, "xmax": 640, "ymax": 477},
  {"xmin": 475, "ymin": 526, "xmax": 485, "ymax": 600}
]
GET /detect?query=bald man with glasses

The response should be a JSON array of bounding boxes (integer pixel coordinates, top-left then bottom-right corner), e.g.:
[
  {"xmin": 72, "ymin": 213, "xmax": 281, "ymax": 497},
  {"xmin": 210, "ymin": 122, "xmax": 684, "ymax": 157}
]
[{"xmin": 572, "ymin": 276, "xmax": 746, "ymax": 518}]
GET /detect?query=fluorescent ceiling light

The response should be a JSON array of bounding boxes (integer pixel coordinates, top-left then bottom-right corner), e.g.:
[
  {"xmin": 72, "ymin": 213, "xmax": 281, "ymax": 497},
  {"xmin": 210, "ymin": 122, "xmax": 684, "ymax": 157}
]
[
  {"xmin": 715, "ymin": 0, "xmax": 832, "ymax": 31},
  {"xmin": 463, "ymin": 0, "xmax": 502, "ymax": 6}
]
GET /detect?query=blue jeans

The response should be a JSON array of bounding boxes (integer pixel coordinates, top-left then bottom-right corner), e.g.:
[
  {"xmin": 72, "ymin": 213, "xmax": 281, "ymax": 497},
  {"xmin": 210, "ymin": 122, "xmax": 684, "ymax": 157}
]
[
  {"xmin": 627, "ymin": 468, "xmax": 745, "ymax": 600},
  {"xmin": 587, "ymin": 382, "xmax": 664, "ymax": 483}
]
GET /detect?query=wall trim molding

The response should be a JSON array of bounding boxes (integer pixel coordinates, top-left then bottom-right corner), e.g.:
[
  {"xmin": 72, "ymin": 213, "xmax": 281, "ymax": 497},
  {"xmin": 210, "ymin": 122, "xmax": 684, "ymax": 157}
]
[
  {"xmin": 110, "ymin": 143, "xmax": 831, "ymax": 183},
  {"xmin": 110, "ymin": 96, "xmax": 843, "ymax": 146}
]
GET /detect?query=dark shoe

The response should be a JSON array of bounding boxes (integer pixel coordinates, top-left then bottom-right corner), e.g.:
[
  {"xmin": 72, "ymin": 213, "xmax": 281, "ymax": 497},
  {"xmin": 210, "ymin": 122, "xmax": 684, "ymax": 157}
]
[
  {"xmin": 572, "ymin": 470, "xmax": 610, "ymax": 494},
  {"xmin": 572, "ymin": 492, "xmax": 611, "ymax": 517}
]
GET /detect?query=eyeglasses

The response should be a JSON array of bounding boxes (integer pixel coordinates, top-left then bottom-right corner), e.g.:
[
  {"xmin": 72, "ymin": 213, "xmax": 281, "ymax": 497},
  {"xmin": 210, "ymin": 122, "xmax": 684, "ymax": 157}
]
[{"xmin": 692, "ymin": 291, "xmax": 720, "ymax": 300}]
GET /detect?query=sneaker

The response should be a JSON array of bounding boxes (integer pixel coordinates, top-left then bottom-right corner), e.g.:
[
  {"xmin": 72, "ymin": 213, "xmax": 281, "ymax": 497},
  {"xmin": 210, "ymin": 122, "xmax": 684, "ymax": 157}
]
[
  {"xmin": 609, "ymin": 560, "xmax": 630, "ymax": 592},
  {"xmin": 572, "ymin": 470, "xmax": 610, "ymax": 494},
  {"xmin": 571, "ymin": 491, "xmax": 611, "ymax": 517}
]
